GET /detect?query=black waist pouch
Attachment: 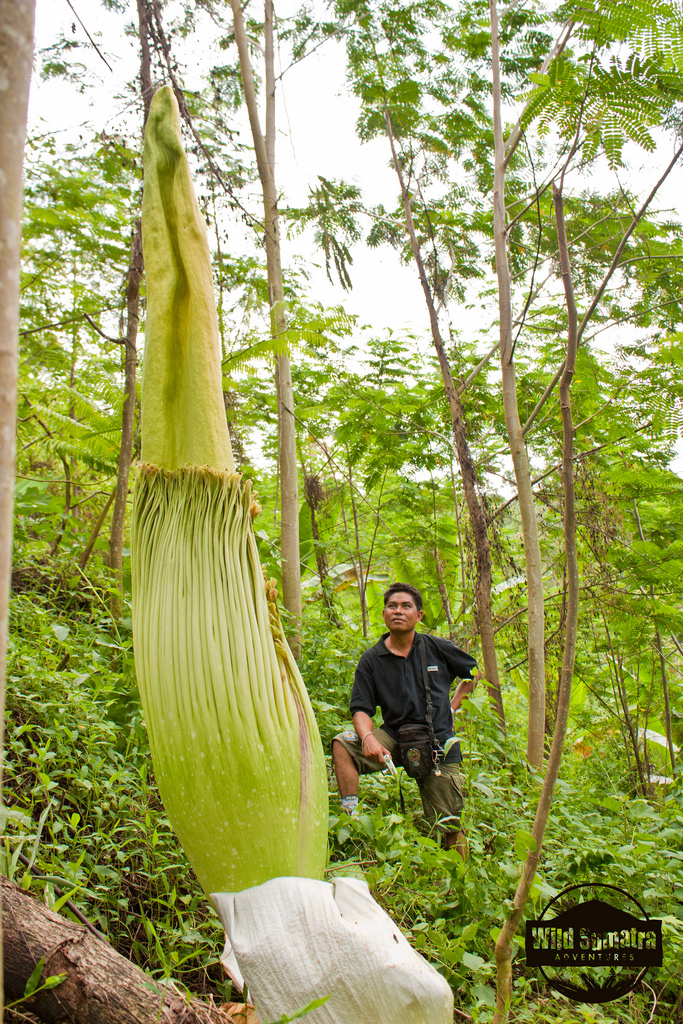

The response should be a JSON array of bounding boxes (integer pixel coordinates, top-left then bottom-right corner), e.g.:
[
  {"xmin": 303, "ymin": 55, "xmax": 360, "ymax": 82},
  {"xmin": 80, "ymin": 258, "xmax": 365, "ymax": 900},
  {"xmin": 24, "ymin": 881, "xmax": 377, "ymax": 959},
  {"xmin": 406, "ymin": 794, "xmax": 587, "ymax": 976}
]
[{"xmin": 396, "ymin": 722, "xmax": 435, "ymax": 779}]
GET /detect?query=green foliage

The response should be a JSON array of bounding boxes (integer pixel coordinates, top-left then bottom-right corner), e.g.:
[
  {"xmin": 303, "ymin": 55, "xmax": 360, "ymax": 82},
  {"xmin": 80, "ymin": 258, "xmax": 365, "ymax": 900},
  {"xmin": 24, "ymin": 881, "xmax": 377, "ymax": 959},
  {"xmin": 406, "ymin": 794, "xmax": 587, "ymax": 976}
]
[
  {"xmin": 326, "ymin": 691, "xmax": 683, "ymax": 1019},
  {"xmin": 266, "ymin": 996, "xmax": 331, "ymax": 1023},
  {"xmin": 3, "ymin": 588, "xmax": 228, "ymax": 999},
  {"xmin": 9, "ymin": 575, "xmax": 683, "ymax": 1017}
]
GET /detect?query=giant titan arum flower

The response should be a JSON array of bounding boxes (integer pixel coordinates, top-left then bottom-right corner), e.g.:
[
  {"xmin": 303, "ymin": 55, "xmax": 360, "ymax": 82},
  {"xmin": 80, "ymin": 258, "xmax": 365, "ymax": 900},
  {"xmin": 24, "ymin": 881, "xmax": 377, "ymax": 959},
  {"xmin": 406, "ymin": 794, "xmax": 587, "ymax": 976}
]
[{"xmin": 131, "ymin": 86, "xmax": 328, "ymax": 896}]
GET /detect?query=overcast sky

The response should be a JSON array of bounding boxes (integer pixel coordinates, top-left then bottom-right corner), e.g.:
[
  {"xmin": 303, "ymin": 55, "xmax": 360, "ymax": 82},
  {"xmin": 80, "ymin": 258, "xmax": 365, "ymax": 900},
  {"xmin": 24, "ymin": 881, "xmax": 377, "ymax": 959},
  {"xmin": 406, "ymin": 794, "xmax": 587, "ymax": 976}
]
[
  {"xmin": 29, "ymin": 0, "xmax": 440, "ymax": 342},
  {"xmin": 28, "ymin": 0, "xmax": 683, "ymax": 472}
]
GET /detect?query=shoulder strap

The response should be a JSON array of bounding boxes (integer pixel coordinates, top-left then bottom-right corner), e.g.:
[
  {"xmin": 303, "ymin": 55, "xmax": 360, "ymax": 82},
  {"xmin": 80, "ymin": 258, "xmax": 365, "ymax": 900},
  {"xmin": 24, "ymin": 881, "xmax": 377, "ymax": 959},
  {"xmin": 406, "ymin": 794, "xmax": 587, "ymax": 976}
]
[{"xmin": 419, "ymin": 635, "xmax": 440, "ymax": 752}]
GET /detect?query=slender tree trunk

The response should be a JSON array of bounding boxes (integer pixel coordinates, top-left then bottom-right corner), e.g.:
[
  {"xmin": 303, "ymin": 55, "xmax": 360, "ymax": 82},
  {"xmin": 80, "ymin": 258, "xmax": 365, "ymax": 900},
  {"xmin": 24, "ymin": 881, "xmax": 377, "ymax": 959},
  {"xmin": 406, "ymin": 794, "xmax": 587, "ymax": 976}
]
[
  {"xmin": 493, "ymin": 183, "xmax": 580, "ymax": 1023},
  {"xmin": 136, "ymin": 0, "xmax": 153, "ymax": 123},
  {"xmin": 633, "ymin": 501, "xmax": 676, "ymax": 775},
  {"xmin": 277, "ymin": 353, "xmax": 302, "ymax": 654},
  {"xmin": 230, "ymin": 0, "xmax": 302, "ymax": 657},
  {"xmin": 346, "ymin": 452, "xmax": 368, "ymax": 638},
  {"xmin": 642, "ymin": 657, "xmax": 655, "ymax": 786},
  {"xmin": 600, "ymin": 607, "xmax": 650, "ymax": 790},
  {"xmin": 48, "ymin": 456, "xmax": 72, "ymax": 556},
  {"xmin": 654, "ymin": 629, "xmax": 674, "ymax": 775},
  {"xmin": 434, "ymin": 548, "xmax": 455, "ymax": 640},
  {"xmin": 490, "ymin": 0, "xmax": 544, "ymax": 765},
  {"xmin": 325, "ymin": 454, "xmax": 361, "ymax": 623},
  {"xmin": 79, "ymin": 487, "xmax": 116, "ymax": 571},
  {"xmin": 109, "ymin": 228, "xmax": 141, "ymax": 615},
  {"xmin": 0, "ymin": 3, "xmax": 36, "ymax": 1015},
  {"xmin": 304, "ymin": 469, "xmax": 341, "ymax": 627},
  {"xmin": 384, "ymin": 111, "xmax": 504, "ymax": 730},
  {"xmin": 431, "ymin": 475, "xmax": 455, "ymax": 638},
  {"xmin": 109, "ymin": 3, "xmax": 151, "ymax": 617},
  {"xmin": 449, "ymin": 449, "xmax": 468, "ymax": 619}
]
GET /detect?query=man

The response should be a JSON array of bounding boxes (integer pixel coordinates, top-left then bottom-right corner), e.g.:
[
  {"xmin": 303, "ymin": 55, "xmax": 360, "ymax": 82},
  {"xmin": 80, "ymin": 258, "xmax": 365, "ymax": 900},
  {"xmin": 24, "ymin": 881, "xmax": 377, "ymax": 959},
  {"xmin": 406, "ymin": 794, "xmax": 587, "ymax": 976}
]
[{"xmin": 332, "ymin": 582, "xmax": 478, "ymax": 855}]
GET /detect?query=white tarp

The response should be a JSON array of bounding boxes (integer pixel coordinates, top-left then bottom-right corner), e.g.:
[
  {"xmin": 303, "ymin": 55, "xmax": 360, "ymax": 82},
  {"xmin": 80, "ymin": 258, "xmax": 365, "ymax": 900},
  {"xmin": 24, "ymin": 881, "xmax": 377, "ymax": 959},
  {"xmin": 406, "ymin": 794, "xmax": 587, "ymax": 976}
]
[{"xmin": 212, "ymin": 875, "xmax": 454, "ymax": 1024}]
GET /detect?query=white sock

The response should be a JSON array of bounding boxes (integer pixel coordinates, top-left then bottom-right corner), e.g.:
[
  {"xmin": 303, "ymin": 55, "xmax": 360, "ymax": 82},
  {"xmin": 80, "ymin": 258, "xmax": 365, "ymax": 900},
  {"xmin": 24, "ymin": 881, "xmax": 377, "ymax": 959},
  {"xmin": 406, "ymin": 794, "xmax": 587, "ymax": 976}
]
[{"xmin": 341, "ymin": 795, "xmax": 359, "ymax": 815}]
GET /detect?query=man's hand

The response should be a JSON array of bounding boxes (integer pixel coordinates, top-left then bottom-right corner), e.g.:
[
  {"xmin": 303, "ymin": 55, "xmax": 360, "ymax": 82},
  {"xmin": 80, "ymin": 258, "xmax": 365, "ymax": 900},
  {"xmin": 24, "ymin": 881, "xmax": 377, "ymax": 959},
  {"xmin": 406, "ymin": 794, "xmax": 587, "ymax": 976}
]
[
  {"xmin": 361, "ymin": 731, "xmax": 391, "ymax": 765},
  {"xmin": 461, "ymin": 670, "xmax": 481, "ymax": 697},
  {"xmin": 451, "ymin": 670, "xmax": 480, "ymax": 713}
]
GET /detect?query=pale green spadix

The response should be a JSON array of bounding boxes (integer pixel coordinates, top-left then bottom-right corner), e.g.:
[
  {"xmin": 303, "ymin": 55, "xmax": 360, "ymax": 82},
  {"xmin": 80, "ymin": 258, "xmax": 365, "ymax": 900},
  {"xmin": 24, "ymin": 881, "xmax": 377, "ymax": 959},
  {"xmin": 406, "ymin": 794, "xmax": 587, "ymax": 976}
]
[{"xmin": 132, "ymin": 86, "xmax": 328, "ymax": 895}]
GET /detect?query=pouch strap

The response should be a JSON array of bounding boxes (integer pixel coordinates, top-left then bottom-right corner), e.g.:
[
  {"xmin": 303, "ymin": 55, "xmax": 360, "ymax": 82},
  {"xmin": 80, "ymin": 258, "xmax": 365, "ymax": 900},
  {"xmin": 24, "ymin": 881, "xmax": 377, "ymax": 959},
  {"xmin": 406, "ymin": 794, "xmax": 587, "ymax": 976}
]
[{"xmin": 419, "ymin": 635, "xmax": 441, "ymax": 758}]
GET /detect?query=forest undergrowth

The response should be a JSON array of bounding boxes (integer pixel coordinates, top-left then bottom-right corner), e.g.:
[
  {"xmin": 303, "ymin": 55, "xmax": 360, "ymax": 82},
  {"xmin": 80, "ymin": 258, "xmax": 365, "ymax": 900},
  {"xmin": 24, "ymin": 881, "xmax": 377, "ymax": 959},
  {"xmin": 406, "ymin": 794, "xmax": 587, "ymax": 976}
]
[{"xmin": 3, "ymin": 562, "xmax": 683, "ymax": 1023}]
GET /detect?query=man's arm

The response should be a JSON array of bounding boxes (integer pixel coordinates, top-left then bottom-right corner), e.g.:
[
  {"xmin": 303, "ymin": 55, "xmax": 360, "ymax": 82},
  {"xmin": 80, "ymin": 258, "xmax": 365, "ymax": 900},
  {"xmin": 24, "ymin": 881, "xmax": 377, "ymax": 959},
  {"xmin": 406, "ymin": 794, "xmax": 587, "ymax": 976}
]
[
  {"xmin": 450, "ymin": 670, "xmax": 481, "ymax": 714},
  {"xmin": 434, "ymin": 637, "xmax": 480, "ymax": 714},
  {"xmin": 352, "ymin": 711, "xmax": 391, "ymax": 765}
]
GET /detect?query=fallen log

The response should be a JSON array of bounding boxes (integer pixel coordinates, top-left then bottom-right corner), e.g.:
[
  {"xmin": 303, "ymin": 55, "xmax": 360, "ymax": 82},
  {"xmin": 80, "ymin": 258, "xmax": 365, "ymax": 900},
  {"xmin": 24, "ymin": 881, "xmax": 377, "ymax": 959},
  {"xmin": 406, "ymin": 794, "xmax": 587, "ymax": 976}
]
[{"xmin": 2, "ymin": 876, "xmax": 231, "ymax": 1023}]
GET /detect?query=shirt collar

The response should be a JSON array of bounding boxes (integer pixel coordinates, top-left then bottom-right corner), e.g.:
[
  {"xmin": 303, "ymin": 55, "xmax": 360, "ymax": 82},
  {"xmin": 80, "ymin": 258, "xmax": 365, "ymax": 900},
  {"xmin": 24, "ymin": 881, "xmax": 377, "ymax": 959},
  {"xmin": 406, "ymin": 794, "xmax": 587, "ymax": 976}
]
[{"xmin": 377, "ymin": 631, "xmax": 419, "ymax": 656}]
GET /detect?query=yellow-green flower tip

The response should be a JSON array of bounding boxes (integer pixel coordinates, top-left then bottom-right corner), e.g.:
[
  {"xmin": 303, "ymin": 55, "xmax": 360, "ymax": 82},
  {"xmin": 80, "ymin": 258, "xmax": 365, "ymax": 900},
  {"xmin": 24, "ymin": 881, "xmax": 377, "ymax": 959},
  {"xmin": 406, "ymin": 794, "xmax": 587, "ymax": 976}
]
[{"xmin": 141, "ymin": 85, "xmax": 234, "ymax": 473}]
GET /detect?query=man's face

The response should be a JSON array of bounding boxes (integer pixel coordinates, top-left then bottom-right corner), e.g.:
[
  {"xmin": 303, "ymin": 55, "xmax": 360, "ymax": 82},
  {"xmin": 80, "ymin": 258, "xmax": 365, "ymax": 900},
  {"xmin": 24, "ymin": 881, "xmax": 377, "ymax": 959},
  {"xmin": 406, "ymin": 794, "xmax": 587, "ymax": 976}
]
[{"xmin": 382, "ymin": 592, "xmax": 424, "ymax": 633}]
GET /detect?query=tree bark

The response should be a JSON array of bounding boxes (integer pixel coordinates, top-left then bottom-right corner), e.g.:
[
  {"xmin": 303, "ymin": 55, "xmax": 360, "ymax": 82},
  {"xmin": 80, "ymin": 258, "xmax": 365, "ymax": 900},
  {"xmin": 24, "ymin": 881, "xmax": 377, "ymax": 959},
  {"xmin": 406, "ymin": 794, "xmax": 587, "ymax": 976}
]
[
  {"xmin": 492, "ymin": 183, "xmax": 580, "ymax": 1024},
  {"xmin": 384, "ymin": 111, "xmax": 504, "ymax": 730},
  {"xmin": 346, "ymin": 453, "xmax": 368, "ymax": 638},
  {"xmin": 136, "ymin": 0, "xmax": 154, "ymax": 124},
  {"xmin": 1, "ymin": 876, "xmax": 224, "ymax": 1023},
  {"xmin": 431, "ymin": 475, "xmax": 455, "ymax": 639},
  {"xmin": 108, "ymin": 229, "xmax": 141, "ymax": 616},
  {"xmin": 276, "ymin": 354, "xmax": 302, "ymax": 656},
  {"xmin": 633, "ymin": 501, "xmax": 676, "ymax": 776},
  {"xmin": 0, "ymin": 3, "xmax": 35, "ymax": 1016},
  {"xmin": 48, "ymin": 456, "xmax": 72, "ymax": 557},
  {"xmin": 109, "ymin": 4, "xmax": 152, "ymax": 618},
  {"xmin": 230, "ymin": 0, "xmax": 302, "ymax": 657},
  {"xmin": 79, "ymin": 487, "xmax": 116, "ymax": 571},
  {"xmin": 490, "ymin": 0, "xmax": 544, "ymax": 766},
  {"xmin": 303, "ymin": 469, "xmax": 341, "ymax": 627}
]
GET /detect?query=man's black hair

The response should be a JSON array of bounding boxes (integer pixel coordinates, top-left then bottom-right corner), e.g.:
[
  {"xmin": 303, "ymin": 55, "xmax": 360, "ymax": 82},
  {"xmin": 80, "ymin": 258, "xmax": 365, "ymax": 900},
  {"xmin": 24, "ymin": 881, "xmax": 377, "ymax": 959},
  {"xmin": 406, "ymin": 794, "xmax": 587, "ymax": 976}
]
[{"xmin": 383, "ymin": 581, "xmax": 422, "ymax": 612}]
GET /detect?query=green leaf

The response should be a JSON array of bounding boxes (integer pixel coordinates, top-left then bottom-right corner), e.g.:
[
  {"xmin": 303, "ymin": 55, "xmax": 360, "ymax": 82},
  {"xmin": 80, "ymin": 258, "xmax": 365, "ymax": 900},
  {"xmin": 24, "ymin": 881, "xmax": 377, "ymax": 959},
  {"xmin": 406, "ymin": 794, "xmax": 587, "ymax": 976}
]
[
  {"xmin": 43, "ymin": 974, "xmax": 67, "ymax": 991},
  {"xmin": 52, "ymin": 623, "xmax": 69, "ymax": 643},
  {"xmin": 52, "ymin": 884, "xmax": 83, "ymax": 914},
  {"xmin": 462, "ymin": 950, "xmax": 486, "ymax": 972},
  {"xmin": 472, "ymin": 983, "xmax": 496, "ymax": 1007},
  {"xmin": 514, "ymin": 829, "xmax": 537, "ymax": 860},
  {"xmin": 268, "ymin": 995, "xmax": 331, "ymax": 1023},
  {"xmin": 358, "ymin": 814, "xmax": 375, "ymax": 838},
  {"xmin": 24, "ymin": 957, "xmax": 45, "ymax": 997}
]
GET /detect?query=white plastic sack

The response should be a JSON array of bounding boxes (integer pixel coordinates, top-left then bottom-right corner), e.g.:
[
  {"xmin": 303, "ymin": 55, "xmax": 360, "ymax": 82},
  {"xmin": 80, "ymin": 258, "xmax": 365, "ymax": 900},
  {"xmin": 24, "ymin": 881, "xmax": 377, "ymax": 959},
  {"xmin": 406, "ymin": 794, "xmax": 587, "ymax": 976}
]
[{"xmin": 212, "ymin": 876, "xmax": 453, "ymax": 1024}]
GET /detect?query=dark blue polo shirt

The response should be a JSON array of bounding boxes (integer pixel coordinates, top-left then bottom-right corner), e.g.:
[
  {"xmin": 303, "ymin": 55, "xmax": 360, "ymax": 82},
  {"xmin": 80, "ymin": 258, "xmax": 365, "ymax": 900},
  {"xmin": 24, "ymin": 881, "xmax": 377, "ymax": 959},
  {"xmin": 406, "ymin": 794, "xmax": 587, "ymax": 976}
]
[{"xmin": 349, "ymin": 632, "xmax": 478, "ymax": 764}]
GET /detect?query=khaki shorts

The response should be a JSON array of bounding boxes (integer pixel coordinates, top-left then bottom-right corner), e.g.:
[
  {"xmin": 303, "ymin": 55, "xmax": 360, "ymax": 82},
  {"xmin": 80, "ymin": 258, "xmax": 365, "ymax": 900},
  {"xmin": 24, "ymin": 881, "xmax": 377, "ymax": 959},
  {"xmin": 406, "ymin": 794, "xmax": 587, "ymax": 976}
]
[{"xmin": 333, "ymin": 728, "xmax": 465, "ymax": 833}]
